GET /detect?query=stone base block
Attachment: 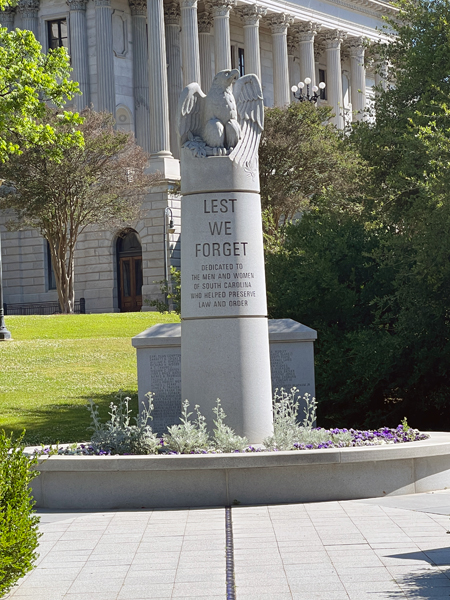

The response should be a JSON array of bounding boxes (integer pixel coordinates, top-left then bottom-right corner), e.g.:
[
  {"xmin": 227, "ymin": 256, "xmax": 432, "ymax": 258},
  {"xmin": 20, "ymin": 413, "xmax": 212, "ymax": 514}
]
[{"xmin": 132, "ymin": 318, "xmax": 317, "ymax": 437}]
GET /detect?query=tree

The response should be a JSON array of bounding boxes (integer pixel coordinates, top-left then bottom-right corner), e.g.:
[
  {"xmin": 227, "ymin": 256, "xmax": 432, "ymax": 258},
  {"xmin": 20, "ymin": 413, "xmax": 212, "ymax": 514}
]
[
  {"xmin": 266, "ymin": 1, "xmax": 450, "ymax": 430},
  {"xmin": 259, "ymin": 101, "xmax": 365, "ymax": 234},
  {"xmin": 0, "ymin": 108, "xmax": 160, "ymax": 313},
  {"xmin": 0, "ymin": 21, "xmax": 81, "ymax": 161}
]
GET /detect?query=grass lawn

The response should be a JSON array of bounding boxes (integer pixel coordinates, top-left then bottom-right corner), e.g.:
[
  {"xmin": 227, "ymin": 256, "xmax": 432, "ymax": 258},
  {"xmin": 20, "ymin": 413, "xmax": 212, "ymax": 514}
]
[{"xmin": 0, "ymin": 312, "xmax": 179, "ymax": 445}]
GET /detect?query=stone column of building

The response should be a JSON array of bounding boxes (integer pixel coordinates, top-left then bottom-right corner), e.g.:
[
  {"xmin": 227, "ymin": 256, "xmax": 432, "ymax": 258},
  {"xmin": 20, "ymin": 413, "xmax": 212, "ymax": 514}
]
[
  {"xmin": 297, "ymin": 21, "xmax": 318, "ymax": 86},
  {"xmin": 165, "ymin": 2, "xmax": 182, "ymax": 158},
  {"xmin": 238, "ymin": 4, "xmax": 265, "ymax": 81},
  {"xmin": 147, "ymin": 0, "xmax": 180, "ymax": 178},
  {"xmin": 209, "ymin": 0, "xmax": 235, "ymax": 73},
  {"xmin": 287, "ymin": 32, "xmax": 299, "ymax": 88},
  {"xmin": 374, "ymin": 53, "xmax": 388, "ymax": 91},
  {"xmin": 129, "ymin": 0, "xmax": 151, "ymax": 154},
  {"xmin": 268, "ymin": 13, "xmax": 293, "ymax": 107},
  {"xmin": 18, "ymin": 0, "xmax": 39, "ymax": 38},
  {"xmin": 180, "ymin": 0, "xmax": 201, "ymax": 87},
  {"xmin": 314, "ymin": 39, "xmax": 324, "ymax": 92},
  {"xmin": 94, "ymin": 0, "xmax": 115, "ymax": 115},
  {"xmin": 198, "ymin": 10, "xmax": 213, "ymax": 92},
  {"xmin": 68, "ymin": 0, "xmax": 90, "ymax": 109},
  {"xmin": 324, "ymin": 29, "xmax": 346, "ymax": 129},
  {"xmin": 0, "ymin": 7, "xmax": 16, "ymax": 31},
  {"xmin": 348, "ymin": 37, "xmax": 366, "ymax": 121}
]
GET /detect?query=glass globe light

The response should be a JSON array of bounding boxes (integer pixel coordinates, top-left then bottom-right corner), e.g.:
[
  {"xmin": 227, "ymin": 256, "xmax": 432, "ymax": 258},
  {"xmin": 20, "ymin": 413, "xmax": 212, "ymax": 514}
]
[
  {"xmin": 298, "ymin": 81, "xmax": 305, "ymax": 89},
  {"xmin": 319, "ymin": 81, "xmax": 326, "ymax": 89},
  {"xmin": 291, "ymin": 85, "xmax": 298, "ymax": 92},
  {"xmin": 312, "ymin": 85, "xmax": 318, "ymax": 92},
  {"xmin": 304, "ymin": 77, "xmax": 311, "ymax": 85}
]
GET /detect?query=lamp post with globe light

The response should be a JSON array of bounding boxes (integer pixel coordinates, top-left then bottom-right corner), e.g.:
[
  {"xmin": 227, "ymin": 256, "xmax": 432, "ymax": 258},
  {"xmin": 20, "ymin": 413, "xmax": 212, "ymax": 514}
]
[
  {"xmin": 163, "ymin": 206, "xmax": 175, "ymax": 311},
  {"xmin": 291, "ymin": 77, "xmax": 326, "ymax": 103},
  {"xmin": 0, "ymin": 178, "xmax": 11, "ymax": 340}
]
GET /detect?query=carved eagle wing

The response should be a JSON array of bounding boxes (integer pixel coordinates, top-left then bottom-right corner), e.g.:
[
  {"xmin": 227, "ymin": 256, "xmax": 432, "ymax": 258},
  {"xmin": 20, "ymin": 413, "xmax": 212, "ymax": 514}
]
[
  {"xmin": 177, "ymin": 82, "xmax": 206, "ymax": 146},
  {"xmin": 229, "ymin": 74, "xmax": 264, "ymax": 166}
]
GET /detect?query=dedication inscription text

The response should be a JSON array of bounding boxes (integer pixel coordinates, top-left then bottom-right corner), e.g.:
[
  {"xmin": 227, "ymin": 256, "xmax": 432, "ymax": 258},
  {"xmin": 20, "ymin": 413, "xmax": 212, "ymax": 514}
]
[{"xmin": 181, "ymin": 192, "xmax": 267, "ymax": 318}]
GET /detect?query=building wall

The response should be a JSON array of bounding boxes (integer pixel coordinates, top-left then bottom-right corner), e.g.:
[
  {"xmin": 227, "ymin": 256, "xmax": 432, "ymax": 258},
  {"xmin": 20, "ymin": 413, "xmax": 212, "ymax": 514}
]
[{"xmin": 1, "ymin": 0, "xmax": 392, "ymax": 313}]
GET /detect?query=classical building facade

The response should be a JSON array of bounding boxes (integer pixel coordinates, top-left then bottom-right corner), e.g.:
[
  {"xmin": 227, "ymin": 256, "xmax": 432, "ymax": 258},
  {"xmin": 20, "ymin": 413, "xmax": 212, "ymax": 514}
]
[{"xmin": 0, "ymin": 0, "xmax": 393, "ymax": 313}]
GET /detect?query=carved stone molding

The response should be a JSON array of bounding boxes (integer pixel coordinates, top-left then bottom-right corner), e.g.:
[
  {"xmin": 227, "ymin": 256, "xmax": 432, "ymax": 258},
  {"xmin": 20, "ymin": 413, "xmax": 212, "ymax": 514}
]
[
  {"xmin": 94, "ymin": 0, "xmax": 111, "ymax": 8},
  {"xmin": 164, "ymin": 2, "xmax": 180, "ymax": 25},
  {"xmin": 128, "ymin": 0, "xmax": 146, "ymax": 17},
  {"xmin": 329, "ymin": 0, "xmax": 394, "ymax": 18},
  {"xmin": 237, "ymin": 4, "xmax": 266, "ymax": 27},
  {"xmin": 340, "ymin": 46, "xmax": 349, "ymax": 62},
  {"xmin": 267, "ymin": 13, "xmax": 294, "ymax": 35},
  {"xmin": 180, "ymin": 0, "xmax": 197, "ymax": 9},
  {"xmin": 67, "ymin": 0, "xmax": 88, "ymax": 11},
  {"xmin": 1, "ymin": 5, "xmax": 16, "ymax": 26},
  {"xmin": 323, "ymin": 29, "xmax": 347, "ymax": 49},
  {"xmin": 198, "ymin": 10, "xmax": 212, "ymax": 33},
  {"xmin": 346, "ymin": 36, "xmax": 366, "ymax": 60},
  {"xmin": 314, "ymin": 38, "xmax": 325, "ymax": 60},
  {"xmin": 292, "ymin": 20, "xmax": 320, "ymax": 43},
  {"xmin": 17, "ymin": 0, "xmax": 39, "ymax": 18},
  {"xmin": 207, "ymin": 0, "xmax": 236, "ymax": 19},
  {"xmin": 287, "ymin": 33, "xmax": 298, "ymax": 55}
]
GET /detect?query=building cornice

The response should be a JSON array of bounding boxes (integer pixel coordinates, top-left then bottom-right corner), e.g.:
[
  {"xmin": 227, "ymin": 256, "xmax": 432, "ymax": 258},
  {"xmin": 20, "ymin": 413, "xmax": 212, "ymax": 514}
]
[{"xmin": 235, "ymin": 0, "xmax": 395, "ymax": 41}]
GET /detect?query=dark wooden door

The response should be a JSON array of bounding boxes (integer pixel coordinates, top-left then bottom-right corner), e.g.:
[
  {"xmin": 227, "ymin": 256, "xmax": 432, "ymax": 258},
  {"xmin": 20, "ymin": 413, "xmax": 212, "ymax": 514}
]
[{"xmin": 119, "ymin": 256, "xmax": 143, "ymax": 312}]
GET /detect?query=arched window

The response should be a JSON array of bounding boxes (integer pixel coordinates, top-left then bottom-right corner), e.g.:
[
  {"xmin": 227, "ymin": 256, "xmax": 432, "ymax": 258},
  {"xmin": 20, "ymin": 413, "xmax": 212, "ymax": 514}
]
[
  {"xmin": 116, "ymin": 230, "xmax": 143, "ymax": 312},
  {"xmin": 116, "ymin": 105, "xmax": 133, "ymax": 133}
]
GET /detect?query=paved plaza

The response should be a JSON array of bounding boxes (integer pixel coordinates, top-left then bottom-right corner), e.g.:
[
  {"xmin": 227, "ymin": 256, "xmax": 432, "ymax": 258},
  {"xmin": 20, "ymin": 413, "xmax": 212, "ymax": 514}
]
[{"xmin": 4, "ymin": 490, "xmax": 450, "ymax": 600}]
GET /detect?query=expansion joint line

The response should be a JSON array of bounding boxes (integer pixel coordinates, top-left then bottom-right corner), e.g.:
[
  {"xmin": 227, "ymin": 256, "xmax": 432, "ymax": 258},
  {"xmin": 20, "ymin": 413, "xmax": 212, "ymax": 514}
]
[{"xmin": 225, "ymin": 506, "xmax": 236, "ymax": 600}]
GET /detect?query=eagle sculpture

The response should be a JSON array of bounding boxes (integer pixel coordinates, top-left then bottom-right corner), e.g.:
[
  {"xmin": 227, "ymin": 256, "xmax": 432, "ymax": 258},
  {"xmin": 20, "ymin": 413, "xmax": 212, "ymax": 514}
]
[{"xmin": 178, "ymin": 69, "xmax": 264, "ymax": 166}]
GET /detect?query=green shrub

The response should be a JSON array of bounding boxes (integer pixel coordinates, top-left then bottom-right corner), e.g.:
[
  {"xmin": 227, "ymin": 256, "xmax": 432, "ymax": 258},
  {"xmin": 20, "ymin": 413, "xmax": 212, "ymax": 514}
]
[
  {"xmin": 163, "ymin": 400, "xmax": 210, "ymax": 453},
  {"xmin": 0, "ymin": 431, "xmax": 40, "ymax": 596},
  {"xmin": 87, "ymin": 392, "xmax": 160, "ymax": 455}
]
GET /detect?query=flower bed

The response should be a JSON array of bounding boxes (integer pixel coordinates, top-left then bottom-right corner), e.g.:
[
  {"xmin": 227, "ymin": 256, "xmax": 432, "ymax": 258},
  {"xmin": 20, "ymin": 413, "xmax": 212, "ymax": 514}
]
[
  {"xmin": 29, "ymin": 432, "xmax": 450, "ymax": 510},
  {"xmin": 34, "ymin": 424, "xmax": 429, "ymax": 456}
]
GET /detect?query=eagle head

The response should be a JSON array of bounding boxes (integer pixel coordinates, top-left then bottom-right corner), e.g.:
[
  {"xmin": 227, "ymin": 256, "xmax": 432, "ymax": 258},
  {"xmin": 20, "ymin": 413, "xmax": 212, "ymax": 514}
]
[{"xmin": 211, "ymin": 69, "xmax": 240, "ymax": 91}]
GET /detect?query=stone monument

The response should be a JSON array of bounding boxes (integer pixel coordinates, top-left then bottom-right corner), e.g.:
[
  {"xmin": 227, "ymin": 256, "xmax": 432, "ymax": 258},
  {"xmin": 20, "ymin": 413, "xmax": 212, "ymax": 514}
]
[
  {"xmin": 132, "ymin": 319, "xmax": 317, "ymax": 436},
  {"xmin": 178, "ymin": 69, "xmax": 272, "ymax": 442}
]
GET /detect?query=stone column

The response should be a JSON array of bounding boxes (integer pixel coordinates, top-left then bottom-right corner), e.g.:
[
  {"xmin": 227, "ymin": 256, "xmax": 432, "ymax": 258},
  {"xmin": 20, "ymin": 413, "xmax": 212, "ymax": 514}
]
[
  {"xmin": 180, "ymin": 0, "xmax": 201, "ymax": 88},
  {"xmin": 17, "ymin": 0, "xmax": 39, "ymax": 38},
  {"xmin": 348, "ymin": 37, "xmax": 366, "ymax": 121},
  {"xmin": 0, "ymin": 7, "xmax": 16, "ymax": 31},
  {"xmin": 238, "ymin": 4, "xmax": 265, "ymax": 81},
  {"xmin": 95, "ymin": 0, "xmax": 115, "ymax": 115},
  {"xmin": 324, "ymin": 29, "xmax": 346, "ymax": 129},
  {"xmin": 287, "ymin": 33, "xmax": 298, "ymax": 87},
  {"xmin": 198, "ymin": 10, "xmax": 213, "ymax": 92},
  {"xmin": 209, "ymin": 0, "xmax": 235, "ymax": 73},
  {"xmin": 314, "ymin": 40, "xmax": 324, "ymax": 93},
  {"xmin": 147, "ymin": 0, "xmax": 179, "ymax": 177},
  {"xmin": 268, "ymin": 13, "xmax": 293, "ymax": 107},
  {"xmin": 297, "ymin": 21, "xmax": 318, "ymax": 86},
  {"xmin": 68, "ymin": 0, "xmax": 90, "ymax": 109},
  {"xmin": 165, "ymin": 2, "xmax": 182, "ymax": 158},
  {"xmin": 374, "ymin": 54, "xmax": 388, "ymax": 91},
  {"xmin": 129, "ymin": 0, "xmax": 151, "ymax": 154}
]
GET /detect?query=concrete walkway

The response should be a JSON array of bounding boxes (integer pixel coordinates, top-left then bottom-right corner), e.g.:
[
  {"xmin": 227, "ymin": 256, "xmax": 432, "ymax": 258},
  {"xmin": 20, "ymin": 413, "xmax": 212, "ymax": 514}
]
[{"xmin": 3, "ymin": 490, "xmax": 450, "ymax": 600}]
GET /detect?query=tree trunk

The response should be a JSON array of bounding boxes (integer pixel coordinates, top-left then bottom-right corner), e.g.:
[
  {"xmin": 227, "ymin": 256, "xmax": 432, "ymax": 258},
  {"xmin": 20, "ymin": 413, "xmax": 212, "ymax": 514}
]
[{"xmin": 47, "ymin": 234, "xmax": 75, "ymax": 314}]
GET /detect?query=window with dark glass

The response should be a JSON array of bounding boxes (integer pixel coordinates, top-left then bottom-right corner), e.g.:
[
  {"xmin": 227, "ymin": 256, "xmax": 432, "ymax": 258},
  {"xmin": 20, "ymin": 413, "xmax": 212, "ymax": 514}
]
[
  {"xmin": 47, "ymin": 18, "xmax": 68, "ymax": 50},
  {"xmin": 319, "ymin": 69, "xmax": 327, "ymax": 100},
  {"xmin": 46, "ymin": 241, "xmax": 57, "ymax": 290},
  {"xmin": 238, "ymin": 47, "xmax": 245, "ymax": 77}
]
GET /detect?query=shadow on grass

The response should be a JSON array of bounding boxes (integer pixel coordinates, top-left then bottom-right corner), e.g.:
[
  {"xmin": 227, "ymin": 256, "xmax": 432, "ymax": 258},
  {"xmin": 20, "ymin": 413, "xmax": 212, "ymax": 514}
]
[{"xmin": 3, "ymin": 390, "xmax": 138, "ymax": 445}]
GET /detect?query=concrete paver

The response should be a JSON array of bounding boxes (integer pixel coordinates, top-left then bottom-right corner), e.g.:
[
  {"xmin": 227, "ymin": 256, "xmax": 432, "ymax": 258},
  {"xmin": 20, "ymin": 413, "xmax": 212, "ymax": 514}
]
[{"xmin": 2, "ymin": 490, "xmax": 450, "ymax": 599}]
